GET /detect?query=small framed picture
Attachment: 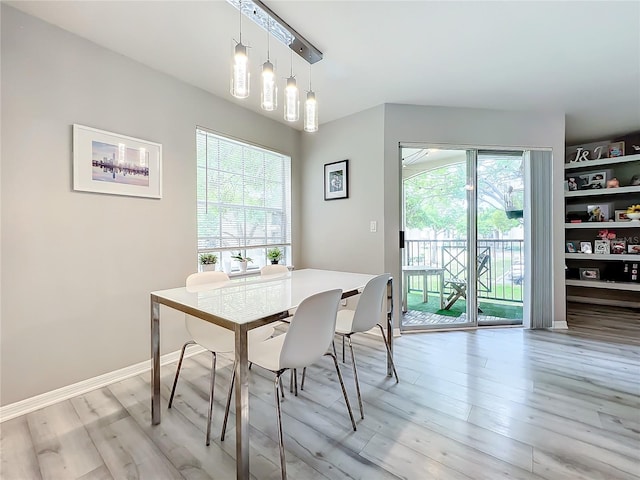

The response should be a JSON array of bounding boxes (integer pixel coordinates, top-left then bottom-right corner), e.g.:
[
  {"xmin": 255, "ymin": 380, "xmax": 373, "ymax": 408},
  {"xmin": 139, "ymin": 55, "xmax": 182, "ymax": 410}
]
[
  {"xmin": 566, "ymin": 242, "xmax": 577, "ymax": 253},
  {"xmin": 608, "ymin": 141, "xmax": 625, "ymax": 158},
  {"xmin": 579, "ymin": 268, "xmax": 600, "ymax": 280},
  {"xmin": 587, "ymin": 205, "xmax": 609, "ymax": 222},
  {"xmin": 611, "ymin": 239, "xmax": 626, "ymax": 254},
  {"xmin": 580, "ymin": 241, "xmax": 592, "ymax": 254},
  {"xmin": 594, "ymin": 240, "xmax": 610, "ymax": 254},
  {"xmin": 628, "ymin": 245, "xmax": 640, "ymax": 254},
  {"xmin": 567, "ymin": 177, "xmax": 578, "ymax": 191},
  {"xmin": 324, "ymin": 159, "xmax": 349, "ymax": 200},
  {"xmin": 615, "ymin": 210, "xmax": 630, "ymax": 222}
]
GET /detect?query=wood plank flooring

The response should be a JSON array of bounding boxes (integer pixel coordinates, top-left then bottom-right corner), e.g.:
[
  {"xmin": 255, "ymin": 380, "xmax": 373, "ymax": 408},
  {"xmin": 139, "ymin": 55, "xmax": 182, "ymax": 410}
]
[{"xmin": 2, "ymin": 303, "xmax": 639, "ymax": 479}]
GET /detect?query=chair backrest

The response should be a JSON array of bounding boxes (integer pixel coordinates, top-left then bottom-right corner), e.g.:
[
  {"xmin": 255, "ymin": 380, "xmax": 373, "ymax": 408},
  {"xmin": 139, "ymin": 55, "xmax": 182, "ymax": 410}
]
[
  {"xmin": 351, "ymin": 274, "xmax": 391, "ymax": 333},
  {"xmin": 279, "ymin": 289, "xmax": 342, "ymax": 369},
  {"xmin": 185, "ymin": 272, "xmax": 232, "ymax": 350},
  {"xmin": 260, "ymin": 265, "xmax": 289, "ymax": 276},
  {"xmin": 186, "ymin": 271, "xmax": 230, "ymax": 287}
]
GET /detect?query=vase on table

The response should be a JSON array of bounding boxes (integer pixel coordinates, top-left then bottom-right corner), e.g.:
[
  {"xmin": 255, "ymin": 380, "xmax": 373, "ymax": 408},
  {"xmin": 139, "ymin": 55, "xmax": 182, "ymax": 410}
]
[{"xmin": 238, "ymin": 260, "xmax": 248, "ymax": 272}]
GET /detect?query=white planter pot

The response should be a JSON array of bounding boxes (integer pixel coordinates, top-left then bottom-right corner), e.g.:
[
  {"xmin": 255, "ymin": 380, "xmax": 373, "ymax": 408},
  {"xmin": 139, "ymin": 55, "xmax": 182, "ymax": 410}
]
[
  {"xmin": 238, "ymin": 261, "xmax": 248, "ymax": 272},
  {"xmin": 201, "ymin": 264, "xmax": 217, "ymax": 272}
]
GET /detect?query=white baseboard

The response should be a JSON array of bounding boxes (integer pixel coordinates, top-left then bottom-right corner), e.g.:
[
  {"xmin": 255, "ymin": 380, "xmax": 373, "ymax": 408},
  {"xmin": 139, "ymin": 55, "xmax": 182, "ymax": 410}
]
[
  {"xmin": 0, "ymin": 346, "xmax": 205, "ymax": 423},
  {"xmin": 553, "ymin": 320, "xmax": 569, "ymax": 330}
]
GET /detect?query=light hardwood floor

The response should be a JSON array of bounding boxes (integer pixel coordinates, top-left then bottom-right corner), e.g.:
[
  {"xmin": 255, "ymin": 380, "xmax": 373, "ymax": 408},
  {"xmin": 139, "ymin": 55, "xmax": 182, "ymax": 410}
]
[{"xmin": 2, "ymin": 303, "xmax": 639, "ymax": 479}]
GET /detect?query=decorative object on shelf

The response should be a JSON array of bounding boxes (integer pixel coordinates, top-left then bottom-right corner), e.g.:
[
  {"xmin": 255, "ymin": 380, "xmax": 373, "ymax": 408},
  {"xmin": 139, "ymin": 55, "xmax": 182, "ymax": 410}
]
[
  {"xmin": 615, "ymin": 210, "xmax": 631, "ymax": 222},
  {"xmin": 611, "ymin": 239, "xmax": 627, "ymax": 254},
  {"xmin": 266, "ymin": 247, "xmax": 283, "ymax": 264},
  {"xmin": 606, "ymin": 178, "xmax": 620, "ymax": 188},
  {"xmin": 566, "ymin": 242, "xmax": 577, "ymax": 253},
  {"xmin": 624, "ymin": 262, "xmax": 639, "ymax": 282},
  {"xmin": 626, "ymin": 204, "xmax": 640, "ymax": 221},
  {"xmin": 630, "ymin": 174, "xmax": 640, "ymax": 186},
  {"xmin": 569, "ymin": 145, "xmax": 606, "ymax": 163},
  {"xmin": 629, "ymin": 245, "xmax": 640, "ymax": 254},
  {"xmin": 231, "ymin": 252, "xmax": 253, "ymax": 272},
  {"xmin": 579, "ymin": 267, "xmax": 600, "ymax": 280},
  {"xmin": 597, "ymin": 229, "xmax": 616, "ymax": 241},
  {"xmin": 73, "ymin": 124, "xmax": 163, "ymax": 199},
  {"xmin": 324, "ymin": 159, "xmax": 349, "ymax": 200},
  {"xmin": 579, "ymin": 171, "xmax": 607, "ymax": 189},
  {"xmin": 588, "ymin": 204, "xmax": 609, "ymax": 222},
  {"xmin": 608, "ymin": 141, "xmax": 625, "ymax": 158},
  {"xmin": 580, "ymin": 241, "xmax": 593, "ymax": 254},
  {"xmin": 594, "ymin": 240, "xmax": 611, "ymax": 254},
  {"xmin": 567, "ymin": 177, "xmax": 578, "ymax": 191},
  {"xmin": 199, "ymin": 253, "xmax": 218, "ymax": 271}
]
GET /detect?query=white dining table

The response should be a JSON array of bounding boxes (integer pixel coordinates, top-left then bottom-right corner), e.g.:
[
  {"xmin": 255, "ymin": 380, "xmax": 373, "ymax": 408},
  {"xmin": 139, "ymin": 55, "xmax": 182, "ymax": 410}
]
[{"xmin": 150, "ymin": 268, "xmax": 394, "ymax": 479}]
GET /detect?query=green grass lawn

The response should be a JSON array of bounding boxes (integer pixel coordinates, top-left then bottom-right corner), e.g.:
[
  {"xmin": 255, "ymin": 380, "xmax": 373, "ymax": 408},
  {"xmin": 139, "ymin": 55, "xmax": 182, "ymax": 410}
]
[{"xmin": 406, "ymin": 291, "xmax": 523, "ymax": 320}]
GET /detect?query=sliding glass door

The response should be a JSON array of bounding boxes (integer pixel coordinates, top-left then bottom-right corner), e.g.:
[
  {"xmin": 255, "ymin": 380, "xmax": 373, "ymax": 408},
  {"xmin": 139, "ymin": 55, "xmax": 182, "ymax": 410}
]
[{"xmin": 401, "ymin": 146, "xmax": 525, "ymax": 330}]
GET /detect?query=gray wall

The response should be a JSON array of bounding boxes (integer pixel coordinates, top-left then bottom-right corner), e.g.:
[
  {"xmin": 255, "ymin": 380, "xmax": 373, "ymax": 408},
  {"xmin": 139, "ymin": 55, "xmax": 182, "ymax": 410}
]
[
  {"xmin": 382, "ymin": 105, "xmax": 566, "ymax": 328},
  {"xmin": 299, "ymin": 106, "xmax": 385, "ymax": 275},
  {"xmin": 300, "ymin": 104, "xmax": 566, "ymax": 328},
  {"xmin": 0, "ymin": 5, "xmax": 300, "ymax": 405}
]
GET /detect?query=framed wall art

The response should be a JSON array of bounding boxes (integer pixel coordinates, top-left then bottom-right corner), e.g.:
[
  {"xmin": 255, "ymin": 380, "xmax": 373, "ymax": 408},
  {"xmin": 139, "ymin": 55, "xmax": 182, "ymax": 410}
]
[
  {"xmin": 324, "ymin": 159, "xmax": 348, "ymax": 200},
  {"xmin": 73, "ymin": 124, "xmax": 163, "ymax": 199}
]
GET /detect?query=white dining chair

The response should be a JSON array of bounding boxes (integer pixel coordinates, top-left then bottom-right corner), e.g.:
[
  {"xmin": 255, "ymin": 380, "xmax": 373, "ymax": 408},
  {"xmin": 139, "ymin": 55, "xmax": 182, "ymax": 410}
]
[
  {"xmin": 332, "ymin": 273, "xmax": 398, "ymax": 419},
  {"xmin": 168, "ymin": 271, "xmax": 275, "ymax": 446},
  {"xmin": 260, "ymin": 264, "xmax": 289, "ymax": 276},
  {"xmin": 221, "ymin": 289, "xmax": 356, "ymax": 480}
]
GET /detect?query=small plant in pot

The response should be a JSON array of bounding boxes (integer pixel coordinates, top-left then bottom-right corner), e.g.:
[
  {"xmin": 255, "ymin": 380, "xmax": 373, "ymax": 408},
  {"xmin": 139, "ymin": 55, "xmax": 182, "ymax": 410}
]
[
  {"xmin": 231, "ymin": 252, "xmax": 253, "ymax": 272},
  {"xmin": 267, "ymin": 247, "xmax": 283, "ymax": 265},
  {"xmin": 199, "ymin": 253, "xmax": 218, "ymax": 272}
]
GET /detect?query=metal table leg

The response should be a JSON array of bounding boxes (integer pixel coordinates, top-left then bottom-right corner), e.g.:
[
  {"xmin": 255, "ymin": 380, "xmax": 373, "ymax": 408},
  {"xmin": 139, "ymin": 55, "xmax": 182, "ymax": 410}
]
[
  {"xmin": 234, "ymin": 324, "xmax": 250, "ymax": 480},
  {"xmin": 151, "ymin": 296, "xmax": 161, "ymax": 425}
]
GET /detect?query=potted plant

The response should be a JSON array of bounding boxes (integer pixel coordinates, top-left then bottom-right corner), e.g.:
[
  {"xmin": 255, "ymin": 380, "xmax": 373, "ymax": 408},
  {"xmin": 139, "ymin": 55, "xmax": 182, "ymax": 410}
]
[
  {"xmin": 231, "ymin": 252, "xmax": 253, "ymax": 272},
  {"xmin": 267, "ymin": 247, "xmax": 283, "ymax": 265},
  {"xmin": 199, "ymin": 253, "xmax": 218, "ymax": 272}
]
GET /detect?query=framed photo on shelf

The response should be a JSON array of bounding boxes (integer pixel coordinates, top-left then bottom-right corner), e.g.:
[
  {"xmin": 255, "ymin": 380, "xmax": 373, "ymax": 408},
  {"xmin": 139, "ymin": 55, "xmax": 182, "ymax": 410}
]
[
  {"xmin": 587, "ymin": 204, "xmax": 610, "ymax": 222},
  {"xmin": 594, "ymin": 240, "xmax": 610, "ymax": 254},
  {"xmin": 611, "ymin": 239, "xmax": 627, "ymax": 254},
  {"xmin": 579, "ymin": 268, "xmax": 600, "ymax": 280},
  {"xmin": 628, "ymin": 245, "xmax": 640, "ymax": 254},
  {"xmin": 73, "ymin": 124, "xmax": 162, "ymax": 199},
  {"xmin": 580, "ymin": 241, "xmax": 592, "ymax": 254},
  {"xmin": 614, "ymin": 210, "xmax": 630, "ymax": 222},
  {"xmin": 324, "ymin": 159, "xmax": 349, "ymax": 200},
  {"xmin": 566, "ymin": 242, "xmax": 578, "ymax": 253},
  {"xmin": 608, "ymin": 141, "xmax": 625, "ymax": 158},
  {"xmin": 578, "ymin": 172, "xmax": 607, "ymax": 190}
]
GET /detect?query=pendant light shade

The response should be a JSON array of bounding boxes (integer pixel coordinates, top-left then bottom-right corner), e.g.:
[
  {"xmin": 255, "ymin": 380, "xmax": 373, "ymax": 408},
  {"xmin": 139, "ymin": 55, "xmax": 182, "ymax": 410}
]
[
  {"xmin": 261, "ymin": 60, "xmax": 277, "ymax": 110},
  {"xmin": 284, "ymin": 76, "xmax": 299, "ymax": 122},
  {"xmin": 231, "ymin": 42, "xmax": 249, "ymax": 98},
  {"xmin": 304, "ymin": 90, "xmax": 318, "ymax": 132}
]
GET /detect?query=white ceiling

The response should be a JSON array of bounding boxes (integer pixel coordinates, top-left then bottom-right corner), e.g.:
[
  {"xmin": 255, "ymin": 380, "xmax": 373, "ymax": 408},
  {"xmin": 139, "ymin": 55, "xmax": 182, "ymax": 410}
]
[{"xmin": 6, "ymin": 0, "xmax": 640, "ymax": 144}]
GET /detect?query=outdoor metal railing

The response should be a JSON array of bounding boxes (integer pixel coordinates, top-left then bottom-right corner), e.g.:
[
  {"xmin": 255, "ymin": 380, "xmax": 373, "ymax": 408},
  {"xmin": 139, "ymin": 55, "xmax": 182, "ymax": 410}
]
[{"xmin": 404, "ymin": 239, "xmax": 524, "ymax": 303}]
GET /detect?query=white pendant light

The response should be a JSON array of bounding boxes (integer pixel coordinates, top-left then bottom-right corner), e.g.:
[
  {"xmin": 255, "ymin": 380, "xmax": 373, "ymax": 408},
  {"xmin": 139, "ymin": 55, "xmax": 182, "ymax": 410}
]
[
  {"xmin": 261, "ymin": 19, "xmax": 277, "ymax": 111},
  {"xmin": 304, "ymin": 62, "xmax": 318, "ymax": 132},
  {"xmin": 231, "ymin": 1, "xmax": 249, "ymax": 99},
  {"xmin": 284, "ymin": 51, "xmax": 299, "ymax": 122}
]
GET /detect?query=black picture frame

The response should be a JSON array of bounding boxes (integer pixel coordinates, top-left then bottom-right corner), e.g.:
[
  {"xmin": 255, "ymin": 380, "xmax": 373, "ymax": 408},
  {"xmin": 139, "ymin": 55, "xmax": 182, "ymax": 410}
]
[{"xmin": 324, "ymin": 159, "xmax": 349, "ymax": 200}]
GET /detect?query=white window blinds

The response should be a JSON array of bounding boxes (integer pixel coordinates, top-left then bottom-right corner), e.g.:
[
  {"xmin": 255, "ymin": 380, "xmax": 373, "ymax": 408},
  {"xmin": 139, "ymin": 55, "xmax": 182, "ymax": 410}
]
[{"xmin": 196, "ymin": 128, "xmax": 291, "ymax": 252}]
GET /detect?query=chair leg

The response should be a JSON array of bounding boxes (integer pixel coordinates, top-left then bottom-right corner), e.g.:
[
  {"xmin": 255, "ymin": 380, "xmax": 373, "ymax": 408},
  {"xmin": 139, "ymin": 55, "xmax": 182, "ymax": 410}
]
[
  {"xmin": 221, "ymin": 361, "xmax": 236, "ymax": 442},
  {"xmin": 342, "ymin": 335, "xmax": 345, "ymax": 363},
  {"xmin": 300, "ymin": 367, "xmax": 306, "ymax": 391},
  {"xmin": 205, "ymin": 352, "xmax": 217, "ymax": 446},
  {"xmin": 274, "ymin": 372, "xmax": 287, "ymax": 480},
  {"xmin": 376, "ymin": 324, "xmax": 399, "ymax": 383},
  {"xmin": 325, "ymin": 352, "xmax": 357, "ymax": 431},
  {"xmin": 168, "ymin": 340, "xmax": 196, "ymax": 408},
  {"xmin": 347, "ymin": 336, "xmax": 364, "ymax": 419}
]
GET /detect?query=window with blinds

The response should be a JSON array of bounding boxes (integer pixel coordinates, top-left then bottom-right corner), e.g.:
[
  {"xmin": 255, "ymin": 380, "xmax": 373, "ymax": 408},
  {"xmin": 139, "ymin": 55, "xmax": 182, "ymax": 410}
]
[{"xmin": 196, "ymin": 128, "xmax": 291, "ymax": 270}]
